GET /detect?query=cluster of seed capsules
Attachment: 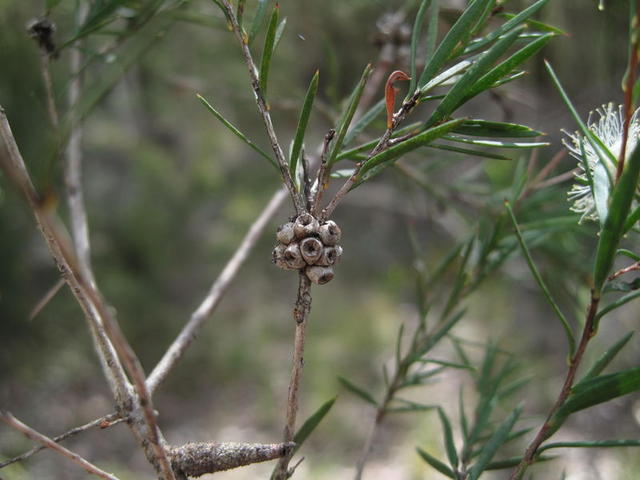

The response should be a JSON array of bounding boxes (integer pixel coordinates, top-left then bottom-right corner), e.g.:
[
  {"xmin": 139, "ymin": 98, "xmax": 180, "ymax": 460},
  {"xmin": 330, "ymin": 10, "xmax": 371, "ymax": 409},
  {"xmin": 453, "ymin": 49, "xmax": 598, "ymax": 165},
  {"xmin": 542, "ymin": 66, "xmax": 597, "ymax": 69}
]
[{"xmin": 272, "ymin": 213, "xmax": 343, "ymax": 284}]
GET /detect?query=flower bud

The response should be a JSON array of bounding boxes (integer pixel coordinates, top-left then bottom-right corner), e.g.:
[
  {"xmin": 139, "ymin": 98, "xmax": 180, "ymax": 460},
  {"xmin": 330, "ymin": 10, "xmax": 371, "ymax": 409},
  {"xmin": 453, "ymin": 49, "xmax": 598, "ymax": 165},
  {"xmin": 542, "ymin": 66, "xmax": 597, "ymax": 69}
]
[
  {"xmin": 294, "ymin": 213, "xmax": 319, "ymax": 239},
  {"xmin": 276, "ymin": 222, "xmax": 296, "ymax": 244},
  {"xmin": 319, "ymin": 220, "xmax": 341, "ymax": 246},
  {"xmin": 316, "ymin": 245, "xmax": 343, "ymax": 266},
  {"xmin": 305, "ymin": 265, "xmax": 335, "ymax": 284}
]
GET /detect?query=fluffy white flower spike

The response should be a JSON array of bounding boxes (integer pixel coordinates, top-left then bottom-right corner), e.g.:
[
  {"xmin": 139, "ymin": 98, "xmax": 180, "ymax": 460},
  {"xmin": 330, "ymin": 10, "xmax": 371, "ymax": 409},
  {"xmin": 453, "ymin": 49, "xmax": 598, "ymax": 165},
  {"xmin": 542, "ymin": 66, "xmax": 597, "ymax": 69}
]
[{"xmin": 563, "ymin": 103, "xmax": 640, "ymax": 223}]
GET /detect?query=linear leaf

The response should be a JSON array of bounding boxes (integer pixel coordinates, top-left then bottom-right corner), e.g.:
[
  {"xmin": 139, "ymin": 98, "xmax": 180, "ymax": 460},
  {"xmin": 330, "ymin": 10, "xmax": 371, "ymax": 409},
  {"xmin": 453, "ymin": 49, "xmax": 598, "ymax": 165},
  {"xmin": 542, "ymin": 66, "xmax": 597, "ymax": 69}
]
[
  {"xmin": 259, "ymin": 4, "xmax": 279, "ymax": 99},
  {"xmin": 467, "ymin": 406, "xmax": 522, "ymax": 480},
  {"xmin": 427, "ymin": 142, "xmax": 512, "ymax": 160},
  {"xmin": 292, "ymin": 397, "xmax": 337, "ymax": 455},
  {"xmin": 465, "ymin": 0, "xmax": 550, "ymax": 55},
  {"xmin": 248, "ymin": 0, "xmax": 271, "ymax": 44},
  {"xmin": 443, "ymin": 135, "xmax": 549, "ymax": 149},
  {"xmin": 540, "ymin": 439, "xmax": 640, "ymax": 452},
  {"xmin": 197, "ymin": 94, "xmax": 277, "ymax": 169},
  {"xmin": 623, "ymin": 205, "xmax": 640, "ymax": 233},
  {"xmin": 498, "ymin": 12, "xmax": 566, "ymax": 35},
  {"xmin": 359, "ymin": 118, "xmax": 466, "ymax": 177},
  {"xmin": 421, "ymin": 58, "xmax": 474, "ymax": 94},
  {"xmin": 337, "ymin": 376, "xmax": 378, "ymax": 406},
  {"xmin": 328, "ymin": 64, "xmax": 373, "ymax": 166},
  {"xmin": 506, "ymin": 202, "xmax": 575, "ymax": 355},
  {"xmin": 274, "ymin": 17, "xmax": 287, "ymax": 49},
  {"xmin": 461, "ymin": 34, "xmax": 553, "ymax": 106},
  {"xmin": 593, "ymin": 144, "xmax": 640, "ymax": 292},
  {"xmin": 452, "ymin": 119, "xmax": 544, "ymax": 138},
  {"xmin": 416, "ymin": 448, "xmax": 456, "ymax": 478},
  {"xmin": 409, "ymin": 309, "xmax": 466, "ymax": 363},
  {"xmin": 485, "ymin": 454, "xmax": 553, "ymax": 470},
  {"xmin": 340, "ymin": 122, "xmax": 422, "ymax": 160},
  {"xmin": 289, "ymin": 71, "xmax": 319, "ymax": 178},
  {"xmin": 409, "ymin": 0, "xmax": 433, "ymax": 95},
  {"xmin": 556, "ymin": 366, "xmax": 640, "ymax": 418},
  {"xmin": 438, "ymin": 407, "xmax": 459, "ymax": 469},
  {"xmin": 343, "ymin": 99, "xmax": 385, "ymax": 146},
  {"xmin": 418, "ymin": 0, "xmax": 493, "ymax": 87},
  {"xmin": 596, "ymin": 290, "xmax": 640, "ymax": 320},
  {"xmin": 579, "ymin": 332, "xmax": 634, "ymax": 382},
  {"xmin": 426, "ymin": 27, "xmax": 523, "ymax": 127}
]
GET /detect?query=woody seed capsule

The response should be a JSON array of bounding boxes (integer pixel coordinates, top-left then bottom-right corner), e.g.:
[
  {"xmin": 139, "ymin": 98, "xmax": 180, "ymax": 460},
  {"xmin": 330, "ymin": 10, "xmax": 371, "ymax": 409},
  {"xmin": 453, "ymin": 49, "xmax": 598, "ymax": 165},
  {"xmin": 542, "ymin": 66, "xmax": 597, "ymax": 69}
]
[
  {"xmin": 305, "ymin": 265, "xmax": 335, "ymax": 284},
  {"xmin": 319, "ymin": 220, "xmax": 341, "ymax": 246},
  {"xmin": 316, "ymin": 245, "xmax": 343, "ymax": 266},
  {"xmin": 276, "ymin": 222, "xmax": 296, "ymax": 244},
  {"xmin": 294, "ymin": 213, "xmax": 320, "ymax": 239},
  {"xmin": 283, "ymin": 242, "xmax": 306, "ymax": 269},
  {"xmin": 300, "ymin": 237, "xmax": 323, "ymax": 265}
]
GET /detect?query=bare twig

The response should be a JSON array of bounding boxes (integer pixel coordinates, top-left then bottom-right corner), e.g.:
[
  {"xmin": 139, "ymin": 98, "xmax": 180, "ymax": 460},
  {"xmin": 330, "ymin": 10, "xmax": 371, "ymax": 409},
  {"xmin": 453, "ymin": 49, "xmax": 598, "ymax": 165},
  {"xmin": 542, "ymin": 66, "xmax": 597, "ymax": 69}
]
[
  {"xmin": 311, "ymin": 129, "xmax": 335, "ymax": 217},
  {"xmin": 272, "ymin": 273, "xmax": 313, "ymax": 480},
  {"xmin": 219, "ymin": 0, "xmax": 304, "ymax": 214},
  {"xmin": 608, "ymin": 261, "xmax": 640, "ymax": 281},
  {"xmin": 0, "ymin": 108, "xmax": 175, "ymax": 480},
  {"xmin": 0, "ymin": 412, "xmax": 123, "ymax": 469},
  {"xmin": 0, "ymin": 411, "xmax": 121, "ymax": 480},
  {"xmin": 29, "ymin": 277, "xmax": 65, "ymax": 320},
  {"xmin": 509, "ymin": 293, "xmax": 600, "ymax": 480},
  {"xmin": 147, "ymin": 186, "xmax": 289, "ymax": 393}
]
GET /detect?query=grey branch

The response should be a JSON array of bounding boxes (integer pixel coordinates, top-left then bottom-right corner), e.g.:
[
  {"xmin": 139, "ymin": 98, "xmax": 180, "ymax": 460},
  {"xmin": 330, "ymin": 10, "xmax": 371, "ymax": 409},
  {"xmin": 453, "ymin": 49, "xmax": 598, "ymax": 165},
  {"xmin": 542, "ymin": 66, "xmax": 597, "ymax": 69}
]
[
  {"xmin": 168, "ymin": 441, "xmax": 295, "ymax": 478},
  {"xmin": 219, "ymin": 0, "xmax": 304, "ymax": 214},
  {"xmin": 147, "ymin": 186, "xmax": 289, "ymax": 393},
  {"xmin": 0, "ymin": 411, "xmax": 121, "ymax": 480},
  {"xmin": 0, "ymin": 107, "xmax": 175, "ymax": 480},
  {"xmin": 0, "ymin": 412, "xmax": 123, "ymax": 469}
]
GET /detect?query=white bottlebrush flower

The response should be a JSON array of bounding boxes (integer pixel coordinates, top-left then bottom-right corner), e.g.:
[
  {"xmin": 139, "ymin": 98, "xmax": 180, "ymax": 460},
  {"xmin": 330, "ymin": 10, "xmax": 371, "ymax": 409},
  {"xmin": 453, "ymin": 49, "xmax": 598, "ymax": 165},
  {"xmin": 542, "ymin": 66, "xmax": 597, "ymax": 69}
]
[{"xmin": 563, "ymin": 103, "xmax": 640, "ymax": 223}]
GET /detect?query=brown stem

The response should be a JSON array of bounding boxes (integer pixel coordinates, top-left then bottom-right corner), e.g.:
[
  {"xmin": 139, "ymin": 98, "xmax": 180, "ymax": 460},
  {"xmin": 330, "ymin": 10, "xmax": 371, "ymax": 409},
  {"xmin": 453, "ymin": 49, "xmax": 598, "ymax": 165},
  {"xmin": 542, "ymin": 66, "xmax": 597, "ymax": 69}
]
[
  {"xmin": 616, "ymin": 0, "xmax": 640, "ymax": 182},
  {"xmin": 0, "ymin": 412, "xmax": 121, "ymax": 480},
  {"xmin": 608, "ymin": 261, "xmax": 640, "ymax": 281},
  {"xmin": 509, "ymin": 292, "xmax": 600, "ymax": 480},
  {"xmin": 271, "ymin": 274, "xmax": 313, "ymax": 480}
]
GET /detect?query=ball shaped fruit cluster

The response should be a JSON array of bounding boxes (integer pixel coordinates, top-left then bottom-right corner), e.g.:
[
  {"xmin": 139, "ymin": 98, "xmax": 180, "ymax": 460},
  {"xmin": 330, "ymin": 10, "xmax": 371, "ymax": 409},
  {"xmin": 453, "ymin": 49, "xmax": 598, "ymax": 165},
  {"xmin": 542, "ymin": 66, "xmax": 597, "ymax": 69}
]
[{"xmin": 272, "ymin": 213, "xmax": 343, "ymax": 284}]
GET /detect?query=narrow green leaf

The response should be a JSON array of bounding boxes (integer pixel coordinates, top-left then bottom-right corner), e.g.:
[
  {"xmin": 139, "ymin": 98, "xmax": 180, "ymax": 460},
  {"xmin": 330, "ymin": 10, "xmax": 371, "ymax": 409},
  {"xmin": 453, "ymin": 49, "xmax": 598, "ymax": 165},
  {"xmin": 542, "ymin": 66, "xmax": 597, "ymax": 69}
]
[
  {"xmin": 330, "ymin": 168, "xmax": 356, "ymax": 179},
  {"xmin": 339, "ymin": 122, "xmax": 421, "ymax": 161},
  {"xmin": 427, "ymin": 143, "xmax": 512, "ymax": 160},
  {"xmin": 461, "ymin": 34, "xmax": 553, "ymax": 106},
  {"xmin": 452, "ymin": 119, "xmax": 544, "ymax": 138},
  {"xmin": 197, "ymin": 94, "xmax": 277, "ymax": 170},
  {"xmin": 438, "ymin": 407, "xmax": 459, "ymax": 469},
  {"xmin": 328, "ymin": 64, "xmax": 373, "ymax": 166},
  {"xmin": 292, "ymin": 397, "xmax": 337, "ymax": 455},
  {"xmin": 65, "ymin": 0, "xmax": 126, "ymax": 46},
  {"xmin": 498, "ymin": 12, "xmax": 567, "ymax": 35},
  {"xmin": 395, "ymin": 323, "xmax": 405, "ymax": 368},
  {"xmin": 579, "ymin": 332, "xmax": 634, "ymax": 382},
  {"xmin": 248, "ymin": 0, "xmax": 271, "ymax": 44},
  {"xmin": 46, "ymin": 0, "xmax": 64, "ymax": 11},
  {"xmin": 485, "ymin": 455, "xmax": 553, "ymax": 470},
  {"xmin": 467, "ymin": 406, "xmax": 522, "ymax": 480},
  {"xmin": 443, "ymin": 135, "xmax": 549, "ymax": 149},
  {"xmin": 557, "ymin": 366, "xmax": 640, "ymax": 417},
  {"xmin": 425, "ymin": 0, "xmax": 439, "ymax": 63},
  {"xmin": 387, "ymin": 398, "xmax": 437, "ymax": 413},
  {"xmin": 465, "ymin": 0, "xmax": 550, "ymax": 55},
  {"xmin": 359, "ymin": 118, "xmax": 466, "ymax": 178},
  {"xmin": 421, "ymin": 58, "xmax": 475, "ymax": 94},
  {"xmin": 236, "ymin": 0, "xmax": 246, "ymax": 29},
  {"xmin": 545, "ymin": 61, "xmax": 618, "ymax": 183},
  {"xmin": 343, "ymin": 99, "xmax": 385, "ymax": 146},
  {"xmin": 597, "ymin": 290, "xmax": 640, "ymax": 321},
  {"xmin": 459, "ymin": 387, "xmax": 469, "ymax": 440},
  {"xmin": 623, "ymin": 205, "xmax": 640, "ymax": 233},
  {"xmin": 274, "ymin": 17, "xmax": 287, "ymax": 49},
  {"xmin": 618, "ymin": 248, "xmax": 640, "ymax": 261},
  {"xmin": 593, "ymin": 144, "xmax": 640, "ymax": 292},
  {"xmin": 410, "ymin": 309, "xmax": 466, "ymax": 362},
  {"xmin": 258, "ymin": 4, "xmax": 279, "ymax": 99},
  {"xmin": 416, "ymin": 448, "xmax": 456, "ymax": 478},
  {"xmin": 289, "ymin": 71, "xmax": 319, "ymax": 178},
  {"xmin": 506, "ymin": 202, "xmax": 576, "ymax": 355},
  {"xmin": 409, "ymin": 0, "xmax": 433, "ymax": 95},
  {"xmin": 426, "ymin": 27, "xmax": 524, "ymax": 127},
  {"xmin": 421, "ymin": 359, "xmax": 476, "ymax": 371},
  {"xmin": 418, "ymin": 0, "xmax": 493, "ymax": 87},
  {"xmin": 540, "ymin": 439, "xmax": 640, "ymax": 452},
  {"xmin": 337, "ymin": 376, "xmax": 378, "ymax": 406}
]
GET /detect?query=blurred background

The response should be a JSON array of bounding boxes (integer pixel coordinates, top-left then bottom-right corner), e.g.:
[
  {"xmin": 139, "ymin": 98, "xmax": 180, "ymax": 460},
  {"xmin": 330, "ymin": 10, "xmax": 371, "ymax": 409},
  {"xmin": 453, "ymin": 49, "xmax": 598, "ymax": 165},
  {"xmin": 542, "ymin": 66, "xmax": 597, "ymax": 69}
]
[{"xmin": 1, "ymin": 0, "xmax": 640, "ymax": 479}]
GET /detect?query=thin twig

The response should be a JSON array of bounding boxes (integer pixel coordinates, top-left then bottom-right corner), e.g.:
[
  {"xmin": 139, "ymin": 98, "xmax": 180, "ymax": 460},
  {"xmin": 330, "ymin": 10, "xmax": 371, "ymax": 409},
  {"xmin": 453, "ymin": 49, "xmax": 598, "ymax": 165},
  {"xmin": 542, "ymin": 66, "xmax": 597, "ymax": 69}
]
[
  {"xmin": 219, "ymin": 0, "xmax": 304, "ymax": 214},
  {"xmin": 272, "ymin": 273, "xmax": 313, "ymax": 480},
  {"xmin": 0, "ymin": 411, "xmax": 121, "ymax": 480},
  {"xmin": 311, "ymin": 129, "xmax": 335, "ymax": 217},
  {"xmin": 608, "ymin": 261, "xmax": 640, "ymax": 281},
  {"xmin": 147, "ymin": 186, "xmax": 289, "ymax": 393},
  {"xmin": 0, "ymin": 108, "xmax": 175, "ymax": 480},
  {"xmin": 0, "ymin": 412, "xmax": 123, "ymax": 469},
  {"xmin": 29, "ymin": 277, "xmax": 65, "ymax": 320},
  {"xmin": 509, "ymin": 292, "xmax": 600, "ymax": 480}
]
